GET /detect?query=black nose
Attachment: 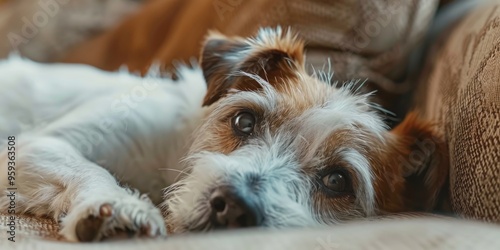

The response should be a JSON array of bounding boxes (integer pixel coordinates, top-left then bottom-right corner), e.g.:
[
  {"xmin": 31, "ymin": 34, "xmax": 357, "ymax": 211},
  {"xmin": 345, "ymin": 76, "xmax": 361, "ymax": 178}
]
[{"xmin": 209, "ymin": 188, "xmax": 260, "ymax": 229}]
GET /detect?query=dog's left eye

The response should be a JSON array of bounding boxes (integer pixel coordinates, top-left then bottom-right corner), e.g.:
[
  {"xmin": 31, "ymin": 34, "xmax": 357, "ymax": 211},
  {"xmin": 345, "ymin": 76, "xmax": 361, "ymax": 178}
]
[
  {"xmin": 322, "ymin": 171, "xmax": 348, "ymax": 193},
  {"xmin": 232, "ymin": 112, "xmax": 256, "ymax": 135}
]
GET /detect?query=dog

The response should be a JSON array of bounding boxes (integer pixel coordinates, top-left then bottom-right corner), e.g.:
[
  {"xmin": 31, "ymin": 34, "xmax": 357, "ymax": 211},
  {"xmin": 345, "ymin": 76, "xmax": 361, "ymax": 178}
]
[{"xmin": 0, "ymin": 27, "xmax": 449, "ymax": 242}]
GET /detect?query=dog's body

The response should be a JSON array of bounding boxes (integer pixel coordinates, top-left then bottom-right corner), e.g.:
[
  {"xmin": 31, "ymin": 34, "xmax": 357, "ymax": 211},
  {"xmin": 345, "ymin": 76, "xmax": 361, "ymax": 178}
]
[
  {"xmin": 0, "ymin": 28, "xmax": 448, "ymax": 242},
  {"xmin": 0, "ymin": 57, "xmax": 205, "ymax": 240}
]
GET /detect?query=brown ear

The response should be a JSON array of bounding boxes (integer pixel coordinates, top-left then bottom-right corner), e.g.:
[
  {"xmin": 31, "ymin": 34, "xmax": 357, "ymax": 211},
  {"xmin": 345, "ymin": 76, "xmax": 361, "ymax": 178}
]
[
  {"xmin": 379, "ymin": 113, "xmax": 449, "ymax": 212},
  {"xmin": 200, "ymin": 27, "xmax": 305, "ymax": 106}
]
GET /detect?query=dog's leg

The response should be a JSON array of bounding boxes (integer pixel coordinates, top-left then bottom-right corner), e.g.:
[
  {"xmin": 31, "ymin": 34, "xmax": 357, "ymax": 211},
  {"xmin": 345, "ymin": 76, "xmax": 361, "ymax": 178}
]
[{"xmin": 0, "ymin": 136, "xmax": 166, "ymax": 241}]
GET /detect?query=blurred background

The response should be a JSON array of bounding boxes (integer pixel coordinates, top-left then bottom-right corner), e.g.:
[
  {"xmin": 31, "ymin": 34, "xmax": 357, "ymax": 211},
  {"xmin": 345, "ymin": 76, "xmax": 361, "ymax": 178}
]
[{"xmin": 0, "ymin": 0, "xmax": 467, "ymax": 122}]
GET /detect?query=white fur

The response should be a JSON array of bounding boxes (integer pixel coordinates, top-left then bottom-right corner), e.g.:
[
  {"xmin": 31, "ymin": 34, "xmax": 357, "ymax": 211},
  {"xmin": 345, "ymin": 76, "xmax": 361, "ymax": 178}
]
[
  {"xmin": 0, "ymin": 56, "xmax": 206, "ymax": 240},
  {"xmin": 166, "ymin": 134, "xmax": 316, "ymax": 232}
]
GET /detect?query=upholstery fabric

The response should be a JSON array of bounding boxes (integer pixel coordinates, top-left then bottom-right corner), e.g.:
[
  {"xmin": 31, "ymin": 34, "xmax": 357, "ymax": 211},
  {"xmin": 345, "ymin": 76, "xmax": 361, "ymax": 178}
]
[
  {"xmin": 415, "ymin": 1, "xmax": 500, "ymax": 223},
  {"xmin": 0, "ymin": 214, "xmax": 60, "ymax": 240}
]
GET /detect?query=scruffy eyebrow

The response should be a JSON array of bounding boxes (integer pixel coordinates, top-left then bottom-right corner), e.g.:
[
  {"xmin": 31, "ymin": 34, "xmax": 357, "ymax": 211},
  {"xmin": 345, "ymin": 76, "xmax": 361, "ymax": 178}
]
[{"xmin": 339, "ymin": 149, "xmax": 375, "ymax": 215}]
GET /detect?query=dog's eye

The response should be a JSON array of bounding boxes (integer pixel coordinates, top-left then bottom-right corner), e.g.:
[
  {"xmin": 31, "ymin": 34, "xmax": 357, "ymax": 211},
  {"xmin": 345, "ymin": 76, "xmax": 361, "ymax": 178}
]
[
  {"xmin": 322, "ymin": 171, "xmax": 348, "ymax": 192},
  {"xmin": 232, "ymin": 112, "xmax": 256, "ymax": 135}
]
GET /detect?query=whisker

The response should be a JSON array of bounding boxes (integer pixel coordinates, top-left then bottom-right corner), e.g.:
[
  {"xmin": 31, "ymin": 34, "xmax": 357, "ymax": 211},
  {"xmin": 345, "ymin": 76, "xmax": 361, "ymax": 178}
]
[
  {"xmin": 354, "ymin": 79, "xmax": 368, "ymax": 94},
  {"xmin": 158, "ymin": 168, "xmax": 192, "ymax": 182}
]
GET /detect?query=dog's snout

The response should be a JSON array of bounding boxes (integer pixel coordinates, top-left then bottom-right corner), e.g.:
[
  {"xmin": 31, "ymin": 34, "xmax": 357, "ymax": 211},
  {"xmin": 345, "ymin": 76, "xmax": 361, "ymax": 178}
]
[{"xmin": 209, "ymin": 188, "xmax": 260, "ymax": 229}]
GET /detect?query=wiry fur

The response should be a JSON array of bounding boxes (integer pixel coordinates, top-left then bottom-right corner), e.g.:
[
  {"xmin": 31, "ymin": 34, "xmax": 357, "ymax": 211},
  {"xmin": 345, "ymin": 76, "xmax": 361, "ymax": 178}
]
[
  {"xmin": 0, "ymin": 28, "xmax": 448, "ymax": 241},
  {"xmin": 165, "ymin": 28, "xmax": 448, "ymax": 232}
]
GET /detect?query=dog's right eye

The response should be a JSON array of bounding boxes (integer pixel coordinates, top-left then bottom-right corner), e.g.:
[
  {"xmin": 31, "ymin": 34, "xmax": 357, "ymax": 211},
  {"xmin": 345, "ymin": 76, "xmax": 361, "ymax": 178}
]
[
  {"xmin": 322, "ymin": 172, "xmax": 347, "ymax": 192},
  {"xmin": 232, "ymin": 112, "xmax": 256, "ymax": 136}
]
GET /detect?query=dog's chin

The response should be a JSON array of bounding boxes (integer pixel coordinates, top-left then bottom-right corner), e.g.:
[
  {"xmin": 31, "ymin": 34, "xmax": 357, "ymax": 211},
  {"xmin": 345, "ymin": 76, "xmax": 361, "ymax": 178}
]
[
  {"xmin": 167, "ymin": 207, "xmax": 249, "ymax": 234},
  {"xmin": 181, "ymin": 218, "xmax": 214, "ymax": 233},
  {"xmin": 165, "ymin": 207, "xmax": 212, "ymax": 233}
]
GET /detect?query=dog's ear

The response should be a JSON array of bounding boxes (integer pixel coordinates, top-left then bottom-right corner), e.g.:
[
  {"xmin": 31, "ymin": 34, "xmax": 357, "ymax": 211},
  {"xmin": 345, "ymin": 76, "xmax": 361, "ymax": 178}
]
[
  {"xmin": 200, "ymin": 27, "xmax": 305, "ymax": 106},
  {"xmin": 377, "ymin": 113, "xmax": 449, "ymax": 212}
]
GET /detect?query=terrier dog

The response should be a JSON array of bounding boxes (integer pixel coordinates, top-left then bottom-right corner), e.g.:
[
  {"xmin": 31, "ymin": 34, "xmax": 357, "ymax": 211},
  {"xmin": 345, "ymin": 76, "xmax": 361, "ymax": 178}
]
[{"xmin": 0, "ymin": 28, "xmax": 448, "ymax": 242}]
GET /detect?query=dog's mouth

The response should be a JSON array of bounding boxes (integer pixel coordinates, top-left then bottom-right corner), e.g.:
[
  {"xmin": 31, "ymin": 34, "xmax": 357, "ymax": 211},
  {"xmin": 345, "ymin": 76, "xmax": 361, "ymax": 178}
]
[{"xmin": 165, "ymin": 206, "xmax": 213, "ymax": 233}]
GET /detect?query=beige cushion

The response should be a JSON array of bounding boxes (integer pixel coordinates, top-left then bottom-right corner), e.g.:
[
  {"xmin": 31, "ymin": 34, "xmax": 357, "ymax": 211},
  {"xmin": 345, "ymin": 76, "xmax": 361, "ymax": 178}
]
[{"xmin": 415, "ymin": 1, "xmax": 500, "ymax": 222}]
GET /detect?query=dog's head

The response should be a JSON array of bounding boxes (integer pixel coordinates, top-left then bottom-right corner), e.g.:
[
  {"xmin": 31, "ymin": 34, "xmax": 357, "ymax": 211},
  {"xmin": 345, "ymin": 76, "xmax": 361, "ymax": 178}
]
[{"xmin": 165, "ymin": 27, "xmax": 448, "ymax": 233}]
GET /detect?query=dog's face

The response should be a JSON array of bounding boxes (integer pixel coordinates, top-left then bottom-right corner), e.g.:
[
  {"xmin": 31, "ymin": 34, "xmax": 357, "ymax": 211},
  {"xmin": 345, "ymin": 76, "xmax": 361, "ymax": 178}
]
[{"xmin": 165, "ymin": 28, "xmax": 448, "ymax": 233}]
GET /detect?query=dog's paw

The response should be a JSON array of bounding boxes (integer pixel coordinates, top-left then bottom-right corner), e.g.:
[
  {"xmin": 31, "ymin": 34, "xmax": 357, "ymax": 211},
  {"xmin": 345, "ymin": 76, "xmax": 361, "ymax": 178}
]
[{"xmin": 59, "ymin": 194, "xmax": 166, "ymax": 242}]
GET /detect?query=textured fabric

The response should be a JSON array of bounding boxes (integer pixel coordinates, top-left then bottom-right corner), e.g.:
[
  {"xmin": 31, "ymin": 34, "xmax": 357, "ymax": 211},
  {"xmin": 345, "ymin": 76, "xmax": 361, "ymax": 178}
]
[
  {"xmin": 415, "ymin": 1, "xmax": 500, "ymax": 223},
  {"xmin": 0, "ymin": 214, "xmax": 60, "ymax": 241},
  {"xmin": 2, "ymin": 216, "xmax": 500, "ymax": 249},
  {"xmin": 289, "ymin": 0, "xmax": 438, "ymax": 110}
]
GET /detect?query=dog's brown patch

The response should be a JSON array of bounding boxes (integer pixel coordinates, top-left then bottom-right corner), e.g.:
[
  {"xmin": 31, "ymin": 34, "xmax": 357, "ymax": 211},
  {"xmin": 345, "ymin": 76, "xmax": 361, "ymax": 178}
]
[
  {"xmin": 371, "ymin": 113, "xmax": 449, "ymax": 213},
  {"xmin": 200, "ymin": 29, "xmax": 304, "ymax": 106}
]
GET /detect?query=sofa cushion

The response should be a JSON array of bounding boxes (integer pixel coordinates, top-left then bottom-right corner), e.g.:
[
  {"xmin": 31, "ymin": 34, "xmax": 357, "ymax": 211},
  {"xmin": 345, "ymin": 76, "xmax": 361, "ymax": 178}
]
[{"xmin": 415, "ymin": 1, "xmax": 500, "ymax": 222}]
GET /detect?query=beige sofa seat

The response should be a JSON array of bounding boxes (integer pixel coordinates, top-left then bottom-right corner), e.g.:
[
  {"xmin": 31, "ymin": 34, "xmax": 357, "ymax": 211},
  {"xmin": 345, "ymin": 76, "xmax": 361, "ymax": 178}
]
[{"xmin": 2, "ymin": 215, "xmax": 500, "ymax": 249}]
